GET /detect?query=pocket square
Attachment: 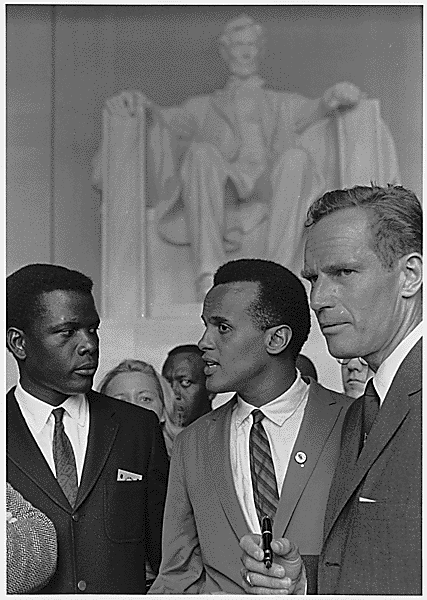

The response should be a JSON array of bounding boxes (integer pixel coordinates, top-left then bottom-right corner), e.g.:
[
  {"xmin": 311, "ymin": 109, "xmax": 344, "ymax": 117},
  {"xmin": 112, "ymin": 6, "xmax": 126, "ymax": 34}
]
[
  {"xmin": 359, "ymin": 496, "xmax": 376, "ymax": 503},
  {"xmin": 117, "ymin": 468, "xmax": 143, "ymax": 481}
]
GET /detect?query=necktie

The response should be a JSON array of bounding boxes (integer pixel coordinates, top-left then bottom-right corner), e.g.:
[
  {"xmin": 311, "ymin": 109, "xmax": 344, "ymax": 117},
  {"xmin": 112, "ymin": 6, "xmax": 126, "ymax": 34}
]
[
  {"xmin": 249, "ymin": 409, "xmax": 279, "ymax": 524},
  {"xmin": 52, "ymin": 407, "xmax": 78, "ymax": 507},
  {"xmin": 362, "ymin": 379, "xmax": 380, "ymax": 441}
]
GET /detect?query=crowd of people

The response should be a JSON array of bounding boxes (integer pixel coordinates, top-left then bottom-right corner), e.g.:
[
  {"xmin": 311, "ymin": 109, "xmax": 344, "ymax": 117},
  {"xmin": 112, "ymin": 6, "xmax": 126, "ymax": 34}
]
[{"xmin": 6, "ymin": 183, "xmax": 422, "ymax": 595}]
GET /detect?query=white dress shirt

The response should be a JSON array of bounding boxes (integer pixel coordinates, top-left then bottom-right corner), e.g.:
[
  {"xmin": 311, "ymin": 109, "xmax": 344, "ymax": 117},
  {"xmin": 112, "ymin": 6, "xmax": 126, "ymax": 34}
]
[
  {"xmin": 14, "ymin": 383, "xmax": 90, "ymax": 484},
  {"xmin": 230, "ymin": 371, "xmax": 309, "ymax": 534},
  {"xmin": 372, "ymin": 321, "xmax": 422, "ymax": 406}
]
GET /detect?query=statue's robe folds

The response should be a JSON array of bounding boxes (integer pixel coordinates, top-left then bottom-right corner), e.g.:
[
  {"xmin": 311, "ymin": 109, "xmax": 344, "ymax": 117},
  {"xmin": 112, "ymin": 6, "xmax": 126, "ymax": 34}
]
[
  {"xmin": 148, "ymin": 88, "xmax": 400, "ymax": 277},
  {"xmin": 93, "ymin": 89, "xmax": 400, "ymax": 306}
]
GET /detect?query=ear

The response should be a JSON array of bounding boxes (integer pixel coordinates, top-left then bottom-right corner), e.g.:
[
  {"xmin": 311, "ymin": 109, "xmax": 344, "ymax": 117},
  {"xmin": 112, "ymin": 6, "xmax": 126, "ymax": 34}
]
[
  {"xmin": 6, "ymin": 327, "xmax": 27, "ymax": 361},
  {"xmin": 264, "ymin": 324, "xmax": 292, "ymax": 356},
  {"xmin": 399, "ymin": 253, "xmax": 422, "ymax": 298}
]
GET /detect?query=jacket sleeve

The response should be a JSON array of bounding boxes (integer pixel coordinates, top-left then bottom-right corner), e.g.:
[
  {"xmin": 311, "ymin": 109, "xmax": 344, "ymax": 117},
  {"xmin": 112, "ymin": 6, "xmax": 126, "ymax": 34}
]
[
  {"xmin": 149, "ymin": 432, "xmax": 207, "ymax": 594},
  {"xmin": 6, "ymin": 482, "xmax": 58, "ymax": 594}
]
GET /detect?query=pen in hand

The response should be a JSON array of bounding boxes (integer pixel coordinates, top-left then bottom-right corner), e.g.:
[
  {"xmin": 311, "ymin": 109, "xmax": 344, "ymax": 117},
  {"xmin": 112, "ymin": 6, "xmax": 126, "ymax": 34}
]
[{"xmin": 261, "ymin": 515, "xmax": 273, "ymax": 569}]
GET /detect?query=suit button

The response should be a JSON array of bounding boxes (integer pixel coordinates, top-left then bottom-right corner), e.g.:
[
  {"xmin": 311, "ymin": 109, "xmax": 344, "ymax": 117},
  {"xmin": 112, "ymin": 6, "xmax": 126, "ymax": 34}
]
[
  {"xmin": 72, "ymin": 513, "xmax": 79, "ymax": 521},
  {"xmin": 77, "ymin": 580, "xmax": 87, "ymax": 591}
]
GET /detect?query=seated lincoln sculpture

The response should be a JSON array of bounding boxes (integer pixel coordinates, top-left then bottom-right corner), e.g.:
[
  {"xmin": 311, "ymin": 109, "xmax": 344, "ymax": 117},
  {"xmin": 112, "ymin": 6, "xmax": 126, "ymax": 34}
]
[{"xmin": 96, "ymin": 14, "xmax": 399, "ymax": 301}]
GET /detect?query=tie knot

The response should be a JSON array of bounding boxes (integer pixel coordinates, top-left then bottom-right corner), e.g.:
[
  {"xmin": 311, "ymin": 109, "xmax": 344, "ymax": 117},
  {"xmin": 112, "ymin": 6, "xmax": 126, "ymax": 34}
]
[
  {"xmin": 252, "ymin": 409, "xmax": 265, "ymax": 425},
  {"xmin": 52, "ymin": 407, "xmax": 66, "ymax": 424},
  {"xmin": 364, "ymin": 379, "xmax": 378, "ymax": 399}
]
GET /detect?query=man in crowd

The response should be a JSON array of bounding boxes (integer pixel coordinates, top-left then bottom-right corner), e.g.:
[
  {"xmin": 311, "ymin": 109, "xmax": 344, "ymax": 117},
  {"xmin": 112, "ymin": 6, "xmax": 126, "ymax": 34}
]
[
  {"xmin": 6, "ymin": 264, "xmax": 169, "ymax": 594},
  {"xmin": 162, "ymin": 344, "xmax": 214, "ymax": 426},
  {"xmin": 150, "ymin": 258, "xmax": 352, "ymax": 594},
  {"xmin": 340, "ymin": 357, "xmax": 372, "ymax": 399},
  {"xmin": 240, "ymin": 184, "xmax": 422, "ymax": 594}
]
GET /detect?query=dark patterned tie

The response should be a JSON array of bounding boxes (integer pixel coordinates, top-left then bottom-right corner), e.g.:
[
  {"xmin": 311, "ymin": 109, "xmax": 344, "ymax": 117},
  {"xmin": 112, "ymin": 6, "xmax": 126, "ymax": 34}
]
[
  {"xmin": 52, "ymin": 407, "xmax": 78, "ymax": 507},
  {"xmin": 249, "ymin": 409, "xmax": 279, "ymax": 524},
  {"xmin": 362, "ymin": 378, "xmax": 380, "ymax": 441}
]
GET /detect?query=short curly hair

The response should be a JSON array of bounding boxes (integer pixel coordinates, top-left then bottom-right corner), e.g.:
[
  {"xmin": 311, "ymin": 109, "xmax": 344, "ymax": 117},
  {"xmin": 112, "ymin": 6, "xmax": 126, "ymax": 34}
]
[
  {"xmin": 6, "ymin": 263, "xmax": 93, "ymax": 333},
  {"xmin": 305, "ymin": 184, "xmax": 422, "ymax": 270},
  {"xmin": 213, "ymin": 259, "xmax": 311, "ymax": 360}
]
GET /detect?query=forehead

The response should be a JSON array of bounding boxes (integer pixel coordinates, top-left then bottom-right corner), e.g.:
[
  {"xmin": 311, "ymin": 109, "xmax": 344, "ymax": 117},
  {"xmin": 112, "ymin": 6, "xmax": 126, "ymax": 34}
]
[
  {"xmin": 37, "ymin": 289, "xmax": 98, "ymax": 323},
  {"xmin": 305, "ymin": 208, "xmax": 374, "ymax": 266},
  {"xmin": 203, "ymin": 281, "xmax": 259, "ymax": 319},
  {"xmin": 166, "ymin": 353, "xmax": 204, "ymax": 376},
  {"xmin": 109, "ymin": 371, "xmax": 158, "ymax": 392}
]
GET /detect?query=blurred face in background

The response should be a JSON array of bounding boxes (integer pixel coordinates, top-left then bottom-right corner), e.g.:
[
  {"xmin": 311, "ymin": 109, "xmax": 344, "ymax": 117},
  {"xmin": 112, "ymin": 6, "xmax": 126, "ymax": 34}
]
[
  {"xmin": 340, "ymin": 357, "xmax": 371, "ymax": 399},
  {"xmin": 105, "ymin": 371, "xmax": 164, "ymax": 421},
  {"xmin": 163, "ymin": 352, "xmax": 211, "ymax": 427}
]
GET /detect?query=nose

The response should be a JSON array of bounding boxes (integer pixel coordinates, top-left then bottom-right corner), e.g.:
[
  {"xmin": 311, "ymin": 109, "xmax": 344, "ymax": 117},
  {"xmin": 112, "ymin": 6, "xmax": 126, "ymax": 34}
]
[
  {"xmin": 78, "ymin": 329, "xmax": 98, "ymax": 356},
  {"xmin": 198, "ymin": 327, "xmax": 214, "ymax": 352},
  {"xmin": 172, "ymin": 380, "xmax": 181, "ymax": 398},
  {"xmin": 310, "ymin": 275, "xmax": 336, "ymax": 313}
]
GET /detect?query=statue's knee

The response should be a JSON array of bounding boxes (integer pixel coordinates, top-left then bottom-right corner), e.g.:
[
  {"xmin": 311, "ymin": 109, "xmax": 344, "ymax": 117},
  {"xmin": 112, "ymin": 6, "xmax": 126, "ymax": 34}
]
[
  {"xmin": 189, "ymin": 142, "xmax": 220, "ymax": 162},
  {"xmin": 281, "ymin": 148, "xmax": 309, "ymax": 167}
]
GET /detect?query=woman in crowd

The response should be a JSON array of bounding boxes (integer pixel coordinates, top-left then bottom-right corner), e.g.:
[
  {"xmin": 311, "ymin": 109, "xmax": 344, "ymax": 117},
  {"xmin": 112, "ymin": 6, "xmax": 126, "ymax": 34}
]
[{"xmin": 98, "ymin": 359, "xmax": 181, "ymax": 458}]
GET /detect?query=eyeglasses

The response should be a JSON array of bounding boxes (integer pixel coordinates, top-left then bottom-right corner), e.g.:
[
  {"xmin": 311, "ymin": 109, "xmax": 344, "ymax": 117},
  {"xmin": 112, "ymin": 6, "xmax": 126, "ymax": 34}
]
[{"xmin": 337, "ymin": 357, "xmax": 368, "ymax": 367}]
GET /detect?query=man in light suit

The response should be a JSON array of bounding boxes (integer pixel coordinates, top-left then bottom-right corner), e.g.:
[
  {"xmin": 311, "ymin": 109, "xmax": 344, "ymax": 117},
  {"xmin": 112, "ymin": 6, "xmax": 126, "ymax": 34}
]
[
  {"xmin": 150, "ymin": 259, "xmax": 352, "ymax": 594},
  {"xmin": 6, "ymin": 264, "xmax": 169, "ymax": 594},
  {"xmin": 241, "ymin": 184, "xmax": 422, "ymax": 594}
]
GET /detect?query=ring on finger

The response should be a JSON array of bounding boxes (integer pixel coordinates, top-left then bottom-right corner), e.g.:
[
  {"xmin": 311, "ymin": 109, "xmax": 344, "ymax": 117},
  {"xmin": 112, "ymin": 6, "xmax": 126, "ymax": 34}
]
[{"xmin": 244, "ymin": 570, "xmax": 253, "ymax": 587}]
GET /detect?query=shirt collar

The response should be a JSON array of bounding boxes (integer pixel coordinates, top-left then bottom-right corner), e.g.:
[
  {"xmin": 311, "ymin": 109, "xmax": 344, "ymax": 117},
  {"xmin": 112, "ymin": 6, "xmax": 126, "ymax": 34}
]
[
  {"xmin": 15, "ymin": 382, "xmax": 88, "ymax": 433},
  {"xmin": 234, "ymin": 370, "xmax": 309, "ymax": 428},
  {"xmin": 374, "ymin": 321, "xmax": 423, "ymax": 403}
]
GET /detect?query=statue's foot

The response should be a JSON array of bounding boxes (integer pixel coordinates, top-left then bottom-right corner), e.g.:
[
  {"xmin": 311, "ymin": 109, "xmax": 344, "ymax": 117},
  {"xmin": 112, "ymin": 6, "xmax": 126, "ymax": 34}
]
[{"xmin": 196, "ymin": 273, "xmax": 214, "ymax": 303}]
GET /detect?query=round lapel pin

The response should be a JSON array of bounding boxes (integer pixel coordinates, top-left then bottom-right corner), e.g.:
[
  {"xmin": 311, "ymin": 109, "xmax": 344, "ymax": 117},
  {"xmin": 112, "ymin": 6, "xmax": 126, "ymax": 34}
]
[{"xmin": 294, "ymin": 451, "xmax": 307, "ymax": 467}]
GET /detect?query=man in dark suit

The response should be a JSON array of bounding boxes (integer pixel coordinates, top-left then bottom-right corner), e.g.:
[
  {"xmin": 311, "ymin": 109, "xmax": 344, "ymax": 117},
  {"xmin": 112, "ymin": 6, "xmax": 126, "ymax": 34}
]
[
  {"xmin": 240, "ymin": 184, "xmax": 422, "ymax": 594},
  {"xmin": 150, "ymin": 259, "xmax": 352, "ymax": 594},
  {"xmin": 6, "ymin": 263, "xmax": 169, "ymax": 594}
]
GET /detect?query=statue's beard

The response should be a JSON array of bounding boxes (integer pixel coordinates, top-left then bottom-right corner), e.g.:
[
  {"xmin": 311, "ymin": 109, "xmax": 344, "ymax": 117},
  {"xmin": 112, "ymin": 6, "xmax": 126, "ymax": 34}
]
[{"xmin": 229, "ymin": 60, "xmax": 258, "ymax": 77}]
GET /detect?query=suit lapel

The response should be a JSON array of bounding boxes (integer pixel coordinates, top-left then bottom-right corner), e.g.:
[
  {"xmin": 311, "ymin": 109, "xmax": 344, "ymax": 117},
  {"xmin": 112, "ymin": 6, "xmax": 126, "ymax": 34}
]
[
  {"xmin": 322, "ymin": 398, "xmax": 362, "ymax": 539},
  {"xmin": 207, "ymin": 396, "xmax": 249, "ymax": 543},
  {"xmin": 324, "ymin": 339, "xmax": 422, "ymax": 540},
  {"xmin": 75, "ymin": 391, "xmax": 119, "ymax": 509},
  {"xmin": 7, "ymin": 389, "xmax": 72, "ymax": 512},
  {"xmin": 273, "ymin": 382, "xmax": 345, "ymax": 538}
]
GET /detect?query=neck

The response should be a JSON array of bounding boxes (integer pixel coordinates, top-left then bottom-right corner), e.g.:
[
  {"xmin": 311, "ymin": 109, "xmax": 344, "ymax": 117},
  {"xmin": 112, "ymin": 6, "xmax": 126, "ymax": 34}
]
[
  {"xmin": 238, "ymin": 364, "xmax": 297, "ymax": 407},
  {"xmin": 364, "ymin": 304, "xmax": 421, "ymax": 372}
]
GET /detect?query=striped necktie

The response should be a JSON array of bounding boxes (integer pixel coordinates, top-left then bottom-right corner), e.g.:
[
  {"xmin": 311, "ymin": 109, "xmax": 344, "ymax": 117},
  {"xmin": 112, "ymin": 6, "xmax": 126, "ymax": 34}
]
[
  {"xmin": 52, "ymin": 407, "xmax": 78, "ymax": 507},
  {"xmin": 249, "ymin": 409, "xmax": 279, "ymax": 524}
]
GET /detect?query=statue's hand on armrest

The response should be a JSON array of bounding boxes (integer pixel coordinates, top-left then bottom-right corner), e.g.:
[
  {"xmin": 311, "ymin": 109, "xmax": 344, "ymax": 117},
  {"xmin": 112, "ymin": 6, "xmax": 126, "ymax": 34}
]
[
  {"xmin": 323, "ymin": 81, "xmax": 365, "ymax": 111},
  {"xmin": 106, "ymin": 91, "xmax": 155, "ymax": 119}
]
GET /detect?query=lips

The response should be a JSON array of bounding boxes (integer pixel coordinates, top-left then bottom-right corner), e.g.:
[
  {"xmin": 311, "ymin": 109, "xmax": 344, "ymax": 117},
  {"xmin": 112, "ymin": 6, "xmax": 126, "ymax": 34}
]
[
  {"xmin": 203, "ymin": 356, "xmax": 220, "ymax": 376},
  {"xmin": 319, "ymin": 322, "xmax": 348, "ymax": 333},
  {"xmin": 74, "ymin": 364, "xmax": 97, "ymax": 376}
]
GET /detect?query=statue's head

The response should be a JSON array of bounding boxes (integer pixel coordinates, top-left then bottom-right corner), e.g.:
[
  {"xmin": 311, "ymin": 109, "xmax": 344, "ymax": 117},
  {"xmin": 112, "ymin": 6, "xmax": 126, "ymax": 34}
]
[{"xmin": 219, "ymin": 14, "xmax": 265, "ymax": 78}]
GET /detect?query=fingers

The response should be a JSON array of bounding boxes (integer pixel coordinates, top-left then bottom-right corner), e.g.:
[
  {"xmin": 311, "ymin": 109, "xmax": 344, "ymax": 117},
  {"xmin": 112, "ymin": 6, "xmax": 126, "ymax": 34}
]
[
  {"xmin": 239, "ymin": 533, "xmax": 263, "ymax": 560},
  {"xmin": 241, "ymin": 553, "xmax": 286, "ymax": 578},
  {"xmin": 240, "ymin": 569, "xmax": 293, "ymax": 595},
  {"xmin": 271, "ymin": 538, "xmax": 300, "ymax": 561}
]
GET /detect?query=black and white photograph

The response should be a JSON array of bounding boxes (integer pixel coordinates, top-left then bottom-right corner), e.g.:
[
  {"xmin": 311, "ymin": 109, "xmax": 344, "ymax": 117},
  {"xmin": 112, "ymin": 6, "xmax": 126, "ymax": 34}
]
[{"xmin": 6, "ymin": 4, "xmax": 422, "ymax": 595}]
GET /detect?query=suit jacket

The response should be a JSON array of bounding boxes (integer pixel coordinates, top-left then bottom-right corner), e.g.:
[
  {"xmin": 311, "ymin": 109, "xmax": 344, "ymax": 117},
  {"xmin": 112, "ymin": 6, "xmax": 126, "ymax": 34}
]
[
  {"xmin": 318, "ymin": 339, "xmax": 422, "ymax": 594},
  {"xmin": 7, "ymin": 388, "xmax": 169, "ymax": 594},
  {"xmin": 150, "ymin": 380, "xmax": 352, "ymax": 594},
  {"xmin": 6, "ymin": 481, "xmax": 57, "ymax": 594}
]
